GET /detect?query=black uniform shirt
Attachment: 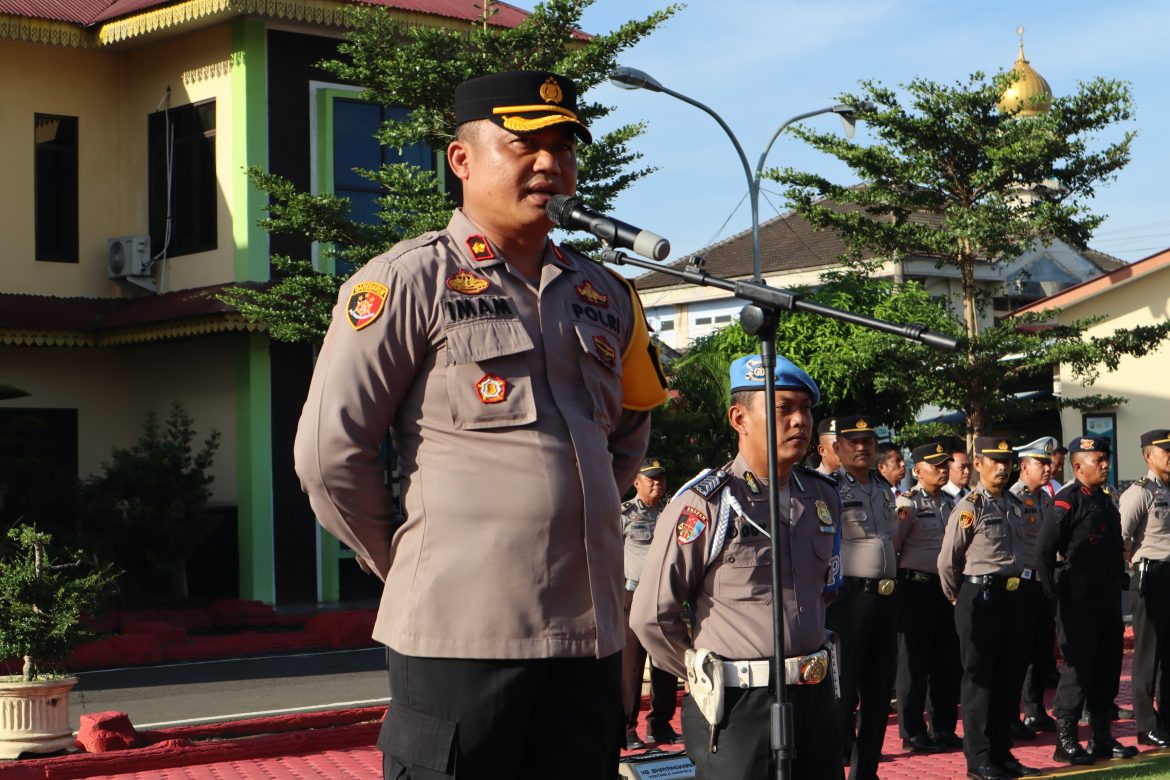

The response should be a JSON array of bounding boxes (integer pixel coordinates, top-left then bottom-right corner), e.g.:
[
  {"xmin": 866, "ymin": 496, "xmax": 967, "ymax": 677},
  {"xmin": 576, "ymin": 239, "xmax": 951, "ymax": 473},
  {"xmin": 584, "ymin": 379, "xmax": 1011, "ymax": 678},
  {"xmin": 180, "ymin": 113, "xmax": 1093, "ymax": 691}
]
[{"xmin": 1038, "ymin": 479, "xmax": 1125, "ymax": 597}]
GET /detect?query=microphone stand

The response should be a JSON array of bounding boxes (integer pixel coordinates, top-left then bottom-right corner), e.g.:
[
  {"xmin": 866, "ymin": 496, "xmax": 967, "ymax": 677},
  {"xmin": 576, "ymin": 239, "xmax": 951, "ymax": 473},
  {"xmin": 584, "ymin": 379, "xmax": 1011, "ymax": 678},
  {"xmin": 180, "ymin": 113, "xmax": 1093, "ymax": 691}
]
[{"xmin": 601, "ymin": 247, "xmax": 959, "ymax": 779}]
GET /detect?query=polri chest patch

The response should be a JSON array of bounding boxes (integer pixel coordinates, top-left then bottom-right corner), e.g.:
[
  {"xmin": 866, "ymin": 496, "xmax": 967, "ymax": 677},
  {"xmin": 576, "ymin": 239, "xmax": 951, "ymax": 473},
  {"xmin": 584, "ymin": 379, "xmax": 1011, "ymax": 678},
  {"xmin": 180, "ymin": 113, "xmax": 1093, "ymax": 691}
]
[{"xmin": 347, "ymin": 282, "xmax": 389, "ymax": 330}]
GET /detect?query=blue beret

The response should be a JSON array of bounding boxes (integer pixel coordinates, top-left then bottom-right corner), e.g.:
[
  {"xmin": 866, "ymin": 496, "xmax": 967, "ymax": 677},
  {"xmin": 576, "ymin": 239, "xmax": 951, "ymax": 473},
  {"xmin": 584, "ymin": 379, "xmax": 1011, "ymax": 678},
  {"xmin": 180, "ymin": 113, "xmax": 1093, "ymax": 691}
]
[
  {"xmin": 1067, "ymin": 434, "xmax": 1111, "ymax": 455},
  {"xmin": 729, "ymin": 354, "xmax": 820, "ymax": 407}
]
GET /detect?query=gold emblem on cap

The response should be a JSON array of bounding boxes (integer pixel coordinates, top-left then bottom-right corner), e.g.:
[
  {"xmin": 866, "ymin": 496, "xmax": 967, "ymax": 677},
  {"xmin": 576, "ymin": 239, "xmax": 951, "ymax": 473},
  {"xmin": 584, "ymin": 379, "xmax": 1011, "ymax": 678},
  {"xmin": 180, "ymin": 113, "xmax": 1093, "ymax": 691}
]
[
  {"xmin": 998, "ymin": 440, "xmax": 1009, "ymax": 451},
  {"xmin": 539, "ymin": 77, "xmax": 563, "ymax": 104},
  {"xmin": 856, "ymin": 419, "xmax": 869, "ymax": 429},
  {"xmin": 1080, "ymin": 438, "xmax": 1094, "ymax": 450},
  {"xmin": 935, "ymin": 444, "xmax": 944, "ymax": 453}
]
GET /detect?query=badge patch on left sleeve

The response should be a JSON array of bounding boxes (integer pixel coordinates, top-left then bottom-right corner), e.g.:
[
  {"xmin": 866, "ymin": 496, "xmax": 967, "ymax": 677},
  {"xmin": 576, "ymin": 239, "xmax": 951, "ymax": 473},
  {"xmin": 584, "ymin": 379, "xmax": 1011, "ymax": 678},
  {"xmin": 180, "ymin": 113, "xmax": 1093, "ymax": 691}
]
[
  {"xmin": 676, "ymin": 507, "xmax": 707, "ymax": 544},
  {"xmin": 347, "ymin": 282, "xmax": 389, "ymax": 330}
]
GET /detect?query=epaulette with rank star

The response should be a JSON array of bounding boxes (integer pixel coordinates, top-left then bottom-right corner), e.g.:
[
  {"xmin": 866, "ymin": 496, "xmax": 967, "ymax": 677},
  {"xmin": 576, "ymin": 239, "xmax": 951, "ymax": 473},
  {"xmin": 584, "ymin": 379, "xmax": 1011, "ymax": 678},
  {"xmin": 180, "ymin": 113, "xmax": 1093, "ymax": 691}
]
[
  {"xmin": 690, "ymin": 469, "xmax": 730, "ymax": 500},
  {"xmin": 1135, "ymin": 476, "xmax": 1149, "ymax": 487},
  {"xmin": 621, "ymin": 499, "xmax": 637, "ymax": 512}
]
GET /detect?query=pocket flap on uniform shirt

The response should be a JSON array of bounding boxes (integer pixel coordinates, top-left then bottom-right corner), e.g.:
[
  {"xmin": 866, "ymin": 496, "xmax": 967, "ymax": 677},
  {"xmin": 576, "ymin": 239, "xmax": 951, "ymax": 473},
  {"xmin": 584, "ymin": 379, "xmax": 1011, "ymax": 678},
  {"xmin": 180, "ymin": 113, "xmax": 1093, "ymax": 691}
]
[
  {"xmin": 378, "ymin": 702, "xmax": 456, "ymax": 772},
  {"xmin": 444, "ymin": 318, "xmax": 533, "ymax": 365}
]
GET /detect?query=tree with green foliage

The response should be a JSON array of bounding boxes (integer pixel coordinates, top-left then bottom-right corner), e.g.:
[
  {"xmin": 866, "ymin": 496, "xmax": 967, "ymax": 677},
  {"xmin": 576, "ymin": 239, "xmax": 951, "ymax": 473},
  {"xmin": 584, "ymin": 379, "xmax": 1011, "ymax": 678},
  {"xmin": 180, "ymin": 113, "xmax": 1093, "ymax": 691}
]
[
  {"xmin": 650, "ymin": 271, "xmax": 956, "ymax": 485},
  {"xmin": 770, "ymin": 69, "xmax": 1170, "ymax": 446},
  {"xmin": 0, "ymin": 525, "xmax": 117, "ymax": 681},
  {"xmin": 78, "ymin": 404, "xmax": 219, "ymax": 604},
  {"xmin": 223, "ymin": 0, "xmax": 679, "ymax": 342}
]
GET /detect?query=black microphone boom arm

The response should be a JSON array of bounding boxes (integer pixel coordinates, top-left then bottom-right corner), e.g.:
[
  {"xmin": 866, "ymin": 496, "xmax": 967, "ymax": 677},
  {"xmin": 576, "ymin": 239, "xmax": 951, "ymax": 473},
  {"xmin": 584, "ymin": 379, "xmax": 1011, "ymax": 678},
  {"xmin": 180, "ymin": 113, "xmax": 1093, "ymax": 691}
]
[{"xmin": 601, "ymin": 249, "xmax": 961, "ymax": 352}]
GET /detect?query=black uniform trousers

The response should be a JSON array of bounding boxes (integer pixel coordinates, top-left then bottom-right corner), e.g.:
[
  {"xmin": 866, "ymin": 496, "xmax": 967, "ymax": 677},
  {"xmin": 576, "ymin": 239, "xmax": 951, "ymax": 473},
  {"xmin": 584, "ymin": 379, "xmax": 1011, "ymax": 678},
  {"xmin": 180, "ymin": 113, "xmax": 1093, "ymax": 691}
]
[
  {"xmin": 1053, "ymin": 589, "xmax": 1123, "ymax": 720},
  {"xmin": 380, "ymin": 647, "xmax": 623, "ymax": 779},
  {"xmin": 681, "ymin": 683, "xmax": 843, "ymax": 780},
  {"xmin": 895, "ymin": 574, "xmax": 961, "ymax": 739},
  {"xmin": 1131, "ymin": 560, "xmax": 1170, "ymax": 733},
  {"xmin": 622, "ymin": 589, "xmax": 679, "ymax": 733},
  {"xmin": 1019, "ymin": 590, "xmax": 1057, "ymax": 720},
  {"xmin": 826, "ymin": 583, "xmax": 896, "ymax": 780},
  {"xmin": 954, "ymin": 579, "xmax": 1033, "ymax": 771}
]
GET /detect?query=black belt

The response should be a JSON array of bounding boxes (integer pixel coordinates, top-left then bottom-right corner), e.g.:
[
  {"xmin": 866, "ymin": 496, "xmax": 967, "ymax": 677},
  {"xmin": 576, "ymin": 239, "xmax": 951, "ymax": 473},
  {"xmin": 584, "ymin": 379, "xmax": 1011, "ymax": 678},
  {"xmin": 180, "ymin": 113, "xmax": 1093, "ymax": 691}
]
[
  {"xmin": 898, "ymin": 568, "xmax": 939, "ymax": 584},
  {"xmin": 842, "ymin": 576, "xmax": 896, "ymax": 596},
  {"xmin": 966, "ymin": 573, "xmax": 1030, "ymax": 591}
]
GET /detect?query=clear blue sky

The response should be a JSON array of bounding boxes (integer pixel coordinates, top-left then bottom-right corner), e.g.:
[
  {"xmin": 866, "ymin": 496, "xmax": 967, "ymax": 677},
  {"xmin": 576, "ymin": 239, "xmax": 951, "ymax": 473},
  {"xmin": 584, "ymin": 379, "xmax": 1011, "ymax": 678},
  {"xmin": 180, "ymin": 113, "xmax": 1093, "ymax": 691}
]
[{"xmin": 570, "ymin": 0, "xmax": 1169, "ymax": 269}]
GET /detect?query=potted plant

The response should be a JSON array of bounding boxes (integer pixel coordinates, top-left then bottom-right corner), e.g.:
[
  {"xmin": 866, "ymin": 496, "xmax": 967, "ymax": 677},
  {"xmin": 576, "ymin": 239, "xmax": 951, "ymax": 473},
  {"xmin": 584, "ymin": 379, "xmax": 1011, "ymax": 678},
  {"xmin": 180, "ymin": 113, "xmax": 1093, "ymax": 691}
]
[{"xmin": 0, "ymin": 525, "xmax": 116, "ymax": 759}]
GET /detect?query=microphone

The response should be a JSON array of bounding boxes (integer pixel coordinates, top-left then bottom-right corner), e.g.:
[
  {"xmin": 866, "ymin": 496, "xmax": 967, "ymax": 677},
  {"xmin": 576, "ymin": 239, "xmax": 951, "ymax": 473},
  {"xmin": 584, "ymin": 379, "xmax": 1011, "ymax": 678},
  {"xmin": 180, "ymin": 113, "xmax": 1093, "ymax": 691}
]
[{"xmin": 545, "ymin": 195, "xmax": 670, "ymax": 261}]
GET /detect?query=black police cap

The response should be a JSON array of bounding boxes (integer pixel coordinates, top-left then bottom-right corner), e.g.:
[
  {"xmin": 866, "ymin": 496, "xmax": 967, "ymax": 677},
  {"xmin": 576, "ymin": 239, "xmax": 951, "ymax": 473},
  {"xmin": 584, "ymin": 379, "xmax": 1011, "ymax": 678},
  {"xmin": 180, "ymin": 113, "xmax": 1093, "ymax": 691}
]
[
  {"xmin": 1140, "ymin": 430, "xmax": 1170, "ymax": 450},
  {"xmin": 454, "ymin": 70, "xmax": 591, "ymax": 144},
  {"xmin": 911, "ymin": 441, "xmax": 952, "ymax": 466}
]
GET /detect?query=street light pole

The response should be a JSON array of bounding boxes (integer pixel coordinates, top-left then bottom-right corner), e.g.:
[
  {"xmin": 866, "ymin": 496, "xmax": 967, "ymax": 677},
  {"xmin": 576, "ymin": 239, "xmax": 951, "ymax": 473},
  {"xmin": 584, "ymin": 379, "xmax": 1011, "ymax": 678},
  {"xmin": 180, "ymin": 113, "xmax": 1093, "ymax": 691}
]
[
  {"xmin": 609, "ymin": 66, "xmax": 866, "ymax": 780},
  {"xmin": 610, "ymin": 66, "xmax": 861, "ymax": 282}
]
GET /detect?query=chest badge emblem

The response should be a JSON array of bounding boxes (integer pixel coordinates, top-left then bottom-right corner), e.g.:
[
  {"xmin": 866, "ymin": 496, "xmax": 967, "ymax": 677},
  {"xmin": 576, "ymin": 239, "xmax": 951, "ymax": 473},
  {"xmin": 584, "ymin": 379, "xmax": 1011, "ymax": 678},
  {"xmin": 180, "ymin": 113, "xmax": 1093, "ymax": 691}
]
[
  {"xmin": 445, "ymin": 270, "xmax": 490, "ymax": 295},
  {"xmin": 815, "ymin": 500, "xmax": 833, "ymax": 526},
  {"xmin": 474, "ymin": 374, "xmax": 507, "ymax": 404},
  {"xmin": 593, "ymin": 335, "xmax": 617, "ymax": 368},
  {"xmin": 576, "ymin": 280, "xmax": 609, "ymax": 307}
]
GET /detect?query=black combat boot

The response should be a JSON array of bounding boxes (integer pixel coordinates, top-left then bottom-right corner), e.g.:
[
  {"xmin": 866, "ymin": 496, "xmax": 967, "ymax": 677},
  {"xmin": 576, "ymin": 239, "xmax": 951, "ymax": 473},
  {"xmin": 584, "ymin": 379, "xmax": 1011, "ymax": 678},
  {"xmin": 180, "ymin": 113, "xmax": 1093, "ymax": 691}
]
[
  {"xmin": 1053, "ymin": 718, "xmax": 1095, "ymax": 765},
  {"xmin": 1087, "ymin": 714, "xmax": 1138, "ymax": 759}
]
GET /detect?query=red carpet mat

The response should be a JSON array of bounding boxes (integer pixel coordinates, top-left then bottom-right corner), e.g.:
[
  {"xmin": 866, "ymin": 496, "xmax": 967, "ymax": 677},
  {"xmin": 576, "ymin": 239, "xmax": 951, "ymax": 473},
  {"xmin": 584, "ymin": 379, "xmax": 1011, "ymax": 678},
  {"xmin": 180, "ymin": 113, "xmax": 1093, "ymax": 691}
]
[{"xmin": 3, "ymin": 629, "xmax": 1166, "ymax": 779}]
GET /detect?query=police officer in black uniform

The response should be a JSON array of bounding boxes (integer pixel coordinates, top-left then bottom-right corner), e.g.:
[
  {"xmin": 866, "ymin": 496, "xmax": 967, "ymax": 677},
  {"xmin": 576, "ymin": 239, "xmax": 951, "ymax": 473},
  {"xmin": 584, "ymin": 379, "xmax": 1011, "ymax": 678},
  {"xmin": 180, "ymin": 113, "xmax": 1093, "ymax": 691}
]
[{"xmin": 1039, "ymin": 435, "xmax": 1138, "ymax": 765}]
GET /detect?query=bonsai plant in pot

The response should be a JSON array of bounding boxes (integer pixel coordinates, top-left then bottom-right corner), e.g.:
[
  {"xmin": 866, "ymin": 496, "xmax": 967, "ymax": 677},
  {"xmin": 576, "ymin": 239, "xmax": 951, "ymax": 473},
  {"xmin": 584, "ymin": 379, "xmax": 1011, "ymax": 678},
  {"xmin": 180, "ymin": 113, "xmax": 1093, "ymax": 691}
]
[{"xmin": 0, "ymin": 524, "xmax": 117, "ymax": 759}]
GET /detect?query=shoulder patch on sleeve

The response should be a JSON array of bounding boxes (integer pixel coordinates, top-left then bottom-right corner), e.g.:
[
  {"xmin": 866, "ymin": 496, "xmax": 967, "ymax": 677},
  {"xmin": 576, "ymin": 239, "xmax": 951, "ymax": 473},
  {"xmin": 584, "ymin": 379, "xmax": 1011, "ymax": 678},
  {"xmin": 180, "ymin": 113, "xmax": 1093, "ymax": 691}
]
[
  {"xmin": 1055, "ymin": 499, "xmax": 1072, "ymax": 511},
  {"xmin": 959, "ymin": 511, "xmax": 974, "ymax": 529},
  {"xmin": 690, "ymin": 469, "xmax": 730, "ymax": 500},
  {"xmin": 676, "ymin": 506, "xmax": 707, "ymax": 545},
  {"xmin": 602, "ymin": 266, "xmax": 668, "ymax": 411}
]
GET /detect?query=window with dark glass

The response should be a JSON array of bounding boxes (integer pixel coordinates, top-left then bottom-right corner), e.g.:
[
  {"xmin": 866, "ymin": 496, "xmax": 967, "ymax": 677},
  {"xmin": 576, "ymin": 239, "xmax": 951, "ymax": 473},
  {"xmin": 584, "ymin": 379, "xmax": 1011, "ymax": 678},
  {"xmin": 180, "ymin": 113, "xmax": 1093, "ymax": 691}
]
[
  {"xmin": 34, "ymin": 114, "xmax": 79, "ymax": 262},
  {"xmin": 332, "ymin": 100, "xmax": 434, "ymax": 226},
  {"xmin": 149, "ymin": 101, "xmax": 216, "ymax": 258}
]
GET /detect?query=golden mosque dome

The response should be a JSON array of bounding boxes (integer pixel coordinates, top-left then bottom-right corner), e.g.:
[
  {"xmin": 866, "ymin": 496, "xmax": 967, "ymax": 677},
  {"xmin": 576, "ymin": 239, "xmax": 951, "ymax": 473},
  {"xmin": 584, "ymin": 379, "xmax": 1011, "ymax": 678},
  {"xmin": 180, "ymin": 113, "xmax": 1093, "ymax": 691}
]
[{"xmin": 997, "ymin": 26, "xmax": 1053, "ymax": 116}]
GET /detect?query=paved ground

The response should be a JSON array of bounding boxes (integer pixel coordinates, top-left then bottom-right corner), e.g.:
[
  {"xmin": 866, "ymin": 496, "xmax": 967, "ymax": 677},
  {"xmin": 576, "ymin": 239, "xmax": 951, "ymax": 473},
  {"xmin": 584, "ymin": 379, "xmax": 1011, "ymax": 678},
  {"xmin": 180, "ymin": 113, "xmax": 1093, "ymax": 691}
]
[{"xmin": 5, "ymin": 637, "xmax": 1166, "ymax": 780}]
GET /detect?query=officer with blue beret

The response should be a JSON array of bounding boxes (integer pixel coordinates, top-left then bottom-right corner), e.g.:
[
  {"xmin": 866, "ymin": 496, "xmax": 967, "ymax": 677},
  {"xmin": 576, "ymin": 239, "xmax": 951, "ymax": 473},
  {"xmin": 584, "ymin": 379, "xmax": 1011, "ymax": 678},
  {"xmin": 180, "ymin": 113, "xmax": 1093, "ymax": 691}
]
[
  {"xmin": 1039, "ymin": 435, "xmax": 1138, "ymax": 765},
  {"xmin": 632, "ymin": 354, "xmax": 844, "ymax": 779}
]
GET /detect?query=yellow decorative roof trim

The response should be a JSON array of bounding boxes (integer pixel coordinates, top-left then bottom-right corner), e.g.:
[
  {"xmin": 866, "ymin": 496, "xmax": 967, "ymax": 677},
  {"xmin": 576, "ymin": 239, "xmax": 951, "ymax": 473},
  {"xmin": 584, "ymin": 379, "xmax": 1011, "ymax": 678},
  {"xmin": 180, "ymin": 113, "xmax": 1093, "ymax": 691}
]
[
  {"xmin": 0, "ymin": 314, "xmax": 260, "ymax": 348},
  {"xmin": 0, "ymin": 14, "xmax": 89, "ymax": 48},
  {"xmin": 96, "ymin": 0, "xmax": 489, "ymax": 46}
]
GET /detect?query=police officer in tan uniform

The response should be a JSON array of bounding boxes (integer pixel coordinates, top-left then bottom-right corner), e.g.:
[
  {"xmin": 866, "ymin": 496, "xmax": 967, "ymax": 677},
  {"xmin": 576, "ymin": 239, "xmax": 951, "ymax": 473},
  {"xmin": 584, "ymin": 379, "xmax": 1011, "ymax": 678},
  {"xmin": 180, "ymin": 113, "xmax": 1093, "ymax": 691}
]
[
  {"xmin": 294, "ymin": 70, "xmax": 667, "ymax": 779},
  {"xmin": 826, "ymin": 414, "xmax": 897, "ymax": 780},
  {"xmin": 632, "ymin": 354, "xmax": 843, "ymax": 780},
  {"xmin": 621, "ymin": 457, "xmax": 680, "ymax": 749},
  {"xmin": 1009, "ymin": 437, "xmax": 1059, "ymax": 739},
  {"xmin": 1121, "ymin": 429, "xmax": 1170, "ymax": 748},
  {"xmin": 1039, "ymin": 435, "xmax": 1137, "ymax": 766},
  {"xmin": 893, "ymin": 442, "xmax": 960, "ymax": 753},
  {"xmin": 938, "ymin": 437, "xmax": 1039, "ymax": 780}
]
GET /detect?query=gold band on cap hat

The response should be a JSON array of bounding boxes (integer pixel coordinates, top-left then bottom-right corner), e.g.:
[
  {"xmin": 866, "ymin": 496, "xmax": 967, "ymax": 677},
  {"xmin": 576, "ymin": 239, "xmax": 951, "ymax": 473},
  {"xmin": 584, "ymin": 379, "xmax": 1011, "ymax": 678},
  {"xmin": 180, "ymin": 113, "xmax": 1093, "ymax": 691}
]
[{"xmin": 493, "ymin": 105, "xmax": 579, "ymax": 119}]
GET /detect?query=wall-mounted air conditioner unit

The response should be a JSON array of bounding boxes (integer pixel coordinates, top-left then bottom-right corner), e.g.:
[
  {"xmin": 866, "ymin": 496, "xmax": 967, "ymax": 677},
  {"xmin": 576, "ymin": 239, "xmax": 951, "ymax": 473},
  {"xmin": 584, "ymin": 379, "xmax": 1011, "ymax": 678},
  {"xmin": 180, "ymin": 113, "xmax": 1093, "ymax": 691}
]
[
  {"xmin": 107, "ymin": 235, "xmax": 151, "ymax": 279},
  {"xmin": 108, "ymin": 236, "xmax": 156, "ymax": 291}
]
